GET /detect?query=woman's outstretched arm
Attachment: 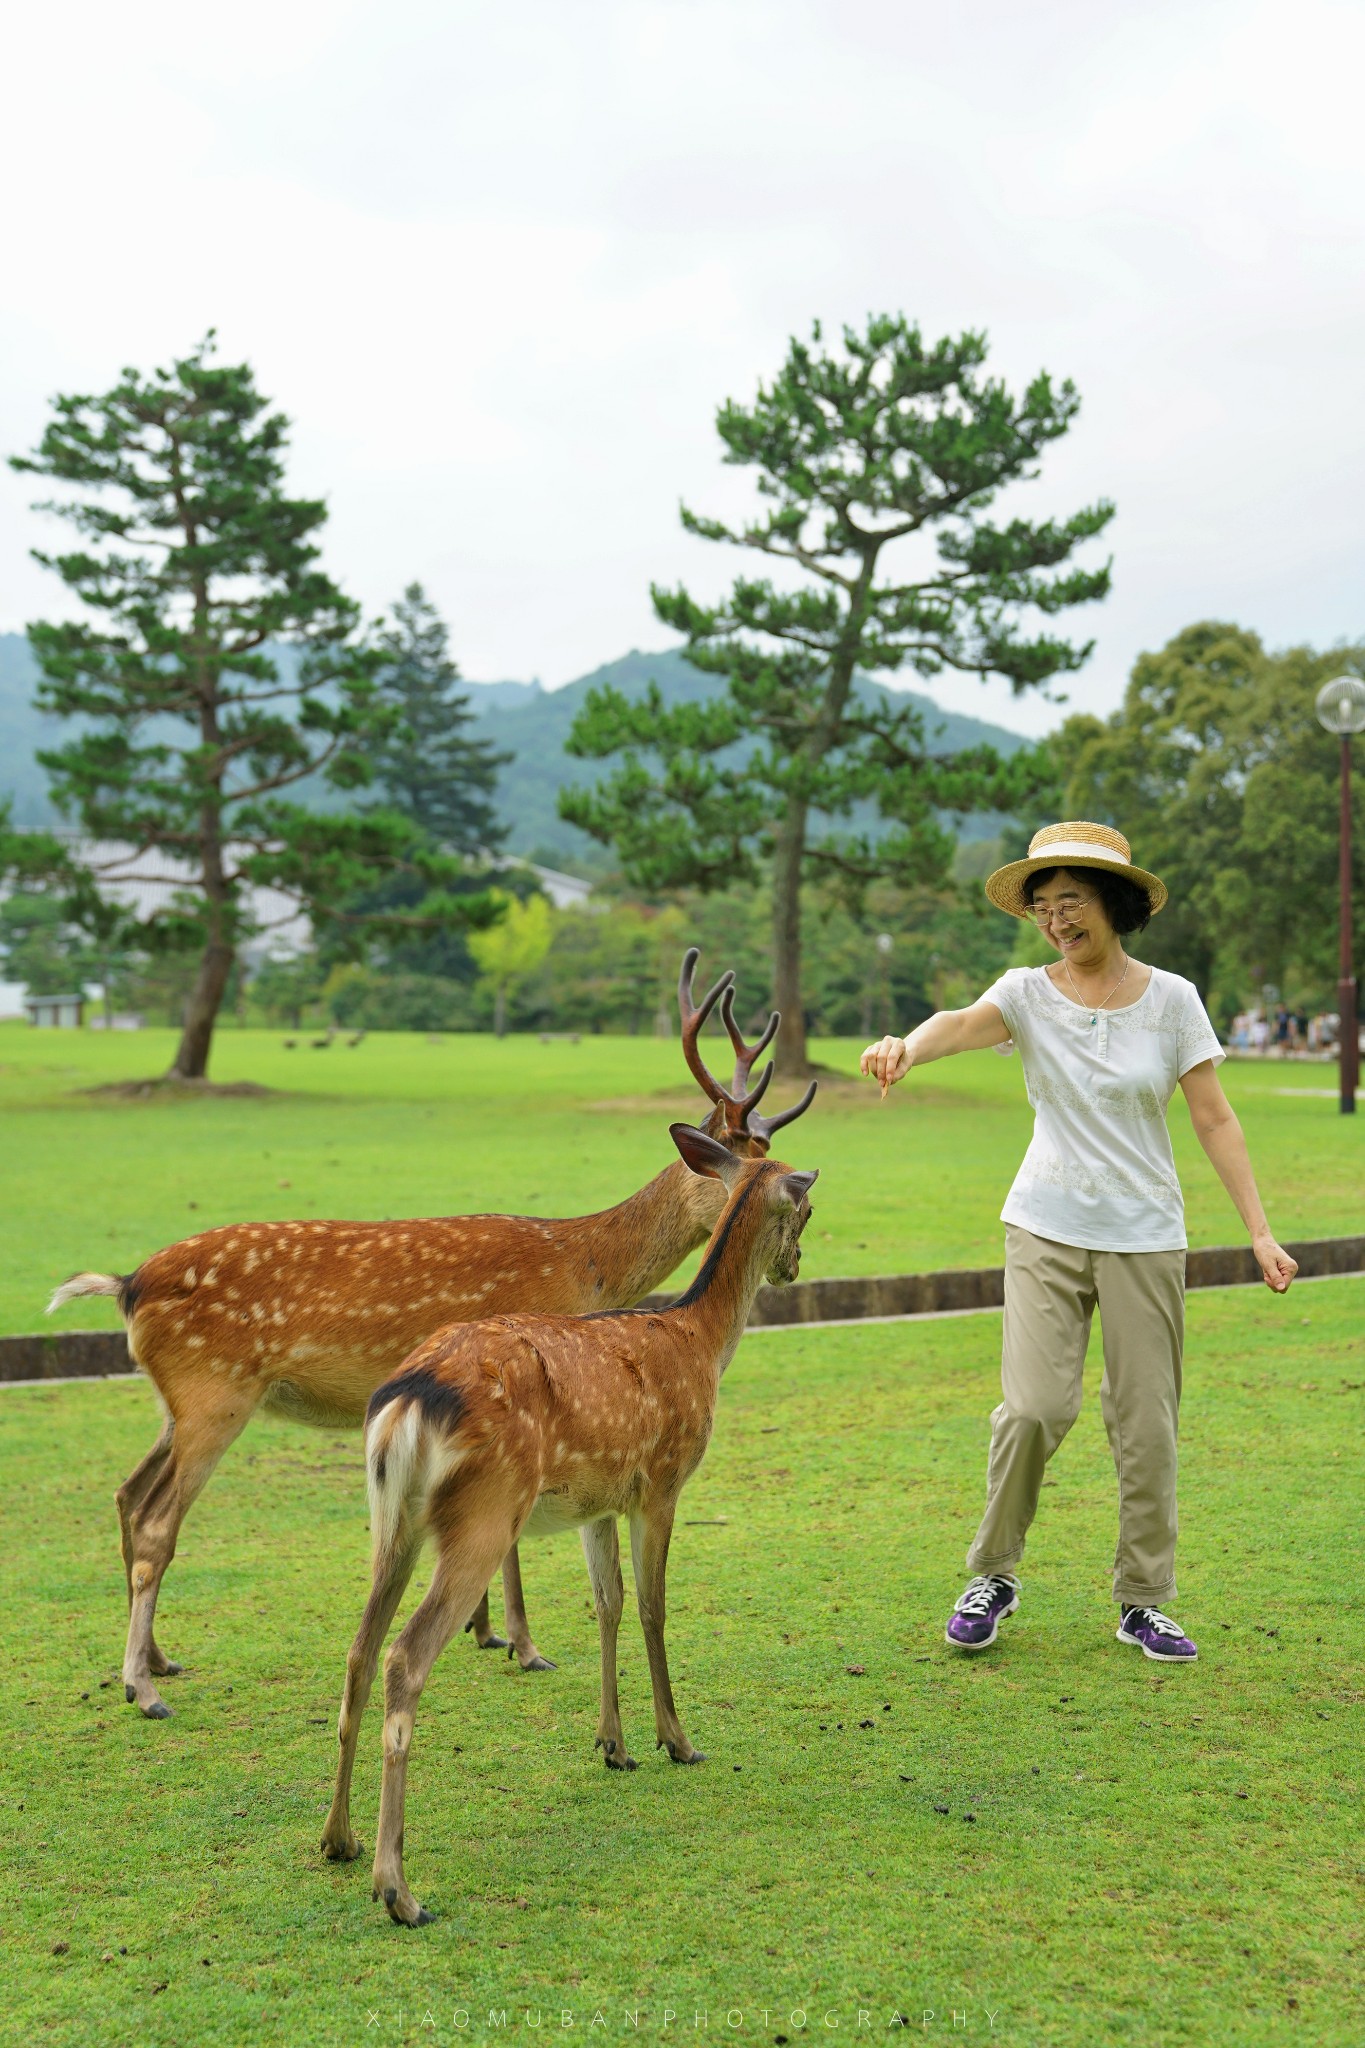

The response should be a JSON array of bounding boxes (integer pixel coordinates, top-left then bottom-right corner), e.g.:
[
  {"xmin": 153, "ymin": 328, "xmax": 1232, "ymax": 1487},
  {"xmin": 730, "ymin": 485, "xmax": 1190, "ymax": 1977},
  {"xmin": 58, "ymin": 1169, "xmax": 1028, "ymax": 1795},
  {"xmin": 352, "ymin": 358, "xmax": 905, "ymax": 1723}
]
[
  {"xmin": 860, "ymin": 997, "xmax": 1011, "ymax": 1091},
  {"xmin": 1179, "ymin": 1060, "xmax": 1298, "ymax": 1293}
]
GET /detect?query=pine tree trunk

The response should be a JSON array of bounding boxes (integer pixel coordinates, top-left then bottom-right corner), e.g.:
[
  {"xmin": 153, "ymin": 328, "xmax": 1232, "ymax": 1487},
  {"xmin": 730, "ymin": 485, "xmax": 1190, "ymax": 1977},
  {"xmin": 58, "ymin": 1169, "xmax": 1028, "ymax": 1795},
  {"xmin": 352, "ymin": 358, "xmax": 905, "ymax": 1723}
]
[
  {"xmin": 494, "ymin": 983, "xmax": 508, "ymax": 1038},
  {"xmin": 169, "ymin": 939, "xmax": 235, "ymax": 1079},
  {"xmin": 771, "ymin": 796, "xmax": 810, "ymax": 1078}
]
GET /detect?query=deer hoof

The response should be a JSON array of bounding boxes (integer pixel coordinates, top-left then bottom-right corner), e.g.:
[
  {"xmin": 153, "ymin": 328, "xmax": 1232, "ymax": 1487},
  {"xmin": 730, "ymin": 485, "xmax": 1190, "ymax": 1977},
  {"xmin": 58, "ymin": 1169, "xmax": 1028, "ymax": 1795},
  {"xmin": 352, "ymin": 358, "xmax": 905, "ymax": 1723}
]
[
  {"xmin": 148, "ymin": 1655, "xmax": 183, "ymax": 1678},
  {"xmin": 321, "ymin": 1830, "xmax": 362, "ymax": 1862},
  {"xmin": 661, "ymin": 1739, "xmax": 705, "ymax": 1765},
  {"xmin": 518, "ymin": 1653, "xmax": 557, "ymax": 1672},
  {"xmin": 377, "ymin": 1882, "xmax": 434, "ymax": 1927},
  {"xmin": 595, "ymin": 1737, "xmax": 638, "ymax": 1771},
  {"xmin": 126, "ymin": 1680, "xmax": 172, "ymax": 1719}
]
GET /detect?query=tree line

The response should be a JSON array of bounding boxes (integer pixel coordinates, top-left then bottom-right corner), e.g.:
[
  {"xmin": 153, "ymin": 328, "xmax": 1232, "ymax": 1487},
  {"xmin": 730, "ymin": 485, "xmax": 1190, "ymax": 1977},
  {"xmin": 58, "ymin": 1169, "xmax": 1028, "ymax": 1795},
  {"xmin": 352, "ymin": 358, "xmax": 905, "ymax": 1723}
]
[{"xmin": 3, "ymin": 326, "xmax": 1359, "ymax": 1072}]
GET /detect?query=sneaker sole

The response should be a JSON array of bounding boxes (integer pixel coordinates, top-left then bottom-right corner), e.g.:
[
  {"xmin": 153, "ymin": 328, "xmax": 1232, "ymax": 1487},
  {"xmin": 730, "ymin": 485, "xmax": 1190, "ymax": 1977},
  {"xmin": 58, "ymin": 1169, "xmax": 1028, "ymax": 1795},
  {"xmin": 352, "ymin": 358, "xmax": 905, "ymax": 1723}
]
[
  {"xmin": 1115, "ymin": 1625, "xmax": 1197, "ymax": 1663},
  {"xmin": 945, "ymin": 1594, "xmax": 1019, "ymax": 1651}
]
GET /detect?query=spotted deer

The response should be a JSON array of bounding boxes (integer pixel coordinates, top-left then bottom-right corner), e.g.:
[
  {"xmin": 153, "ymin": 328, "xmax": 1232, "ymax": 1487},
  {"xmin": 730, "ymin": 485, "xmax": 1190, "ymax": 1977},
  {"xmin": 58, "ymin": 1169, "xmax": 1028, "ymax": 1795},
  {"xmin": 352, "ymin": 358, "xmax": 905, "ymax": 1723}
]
[
  {"xmin": 48, "ymin": 953, "xmax": 815, "ymax": 1720},
  {"xmin": 321, "ymin": 1120, "xmax": 817, "ymax": 1925}
]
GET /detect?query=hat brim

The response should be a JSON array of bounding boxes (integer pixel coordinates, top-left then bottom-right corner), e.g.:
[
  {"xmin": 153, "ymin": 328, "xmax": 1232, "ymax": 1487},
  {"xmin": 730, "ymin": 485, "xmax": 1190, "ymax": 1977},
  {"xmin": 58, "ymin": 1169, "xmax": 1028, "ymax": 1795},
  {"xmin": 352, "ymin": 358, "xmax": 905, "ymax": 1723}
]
[{"xmin": 984, "ymin": 847, "xmax": 1169, "ymax": 920}]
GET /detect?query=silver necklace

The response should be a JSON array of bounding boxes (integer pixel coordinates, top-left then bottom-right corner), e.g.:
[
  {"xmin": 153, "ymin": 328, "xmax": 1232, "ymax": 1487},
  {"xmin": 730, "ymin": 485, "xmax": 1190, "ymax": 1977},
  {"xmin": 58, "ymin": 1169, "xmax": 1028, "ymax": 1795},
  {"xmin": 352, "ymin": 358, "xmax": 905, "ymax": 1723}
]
[{"xmin": 1064, "ymin": 951, "xmax": 1129, "ymax": 1025}]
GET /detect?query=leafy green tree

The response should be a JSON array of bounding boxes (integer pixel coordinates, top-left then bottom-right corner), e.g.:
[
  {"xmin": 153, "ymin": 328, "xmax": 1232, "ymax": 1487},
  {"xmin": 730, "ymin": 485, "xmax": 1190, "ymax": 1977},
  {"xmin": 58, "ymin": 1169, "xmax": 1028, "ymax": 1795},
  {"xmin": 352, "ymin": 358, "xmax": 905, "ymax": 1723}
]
[
  {"xmin": 1055, "ymin": 621, "xmax": 1365, "ymax": 1012},
  {"xmin": 466, "ymin": 890, "xmax": 554, "ymax": 1035},
  {"xmin": 561, "ymin": 315, "xmax": 1108, "ymax": 1072},
  {"xmin": 248, "ymin": 950, "xmax": 328, "ymax": 1030},
  {"xmin": 366, "ymin": 583, "xmax": 508, "ymax": 850},
  {"xmin": 9, "ymin": 336, "xmax": 497, "ymax": 1080},
  {"xmin": 0, "ymin": 892, "xmax": 94, "ymax": 997}
]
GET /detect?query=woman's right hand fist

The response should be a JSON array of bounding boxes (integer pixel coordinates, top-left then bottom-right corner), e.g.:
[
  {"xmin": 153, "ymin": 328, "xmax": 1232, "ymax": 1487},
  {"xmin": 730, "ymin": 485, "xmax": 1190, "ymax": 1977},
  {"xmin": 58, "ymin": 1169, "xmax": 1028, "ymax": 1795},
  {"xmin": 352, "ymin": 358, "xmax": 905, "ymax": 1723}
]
[{"xmin": 860, "ymin": 1035, "xmax": 911, "ymax": 1092}]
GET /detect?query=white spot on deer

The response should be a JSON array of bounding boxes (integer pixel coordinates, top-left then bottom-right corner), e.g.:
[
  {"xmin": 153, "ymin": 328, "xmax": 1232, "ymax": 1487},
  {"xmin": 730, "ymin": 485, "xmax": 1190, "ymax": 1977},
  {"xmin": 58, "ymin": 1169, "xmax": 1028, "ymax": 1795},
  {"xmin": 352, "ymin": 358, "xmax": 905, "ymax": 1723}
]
[{"xmin": 187, "ymin": 1334, "xmax": 206, "ymax": 1350}]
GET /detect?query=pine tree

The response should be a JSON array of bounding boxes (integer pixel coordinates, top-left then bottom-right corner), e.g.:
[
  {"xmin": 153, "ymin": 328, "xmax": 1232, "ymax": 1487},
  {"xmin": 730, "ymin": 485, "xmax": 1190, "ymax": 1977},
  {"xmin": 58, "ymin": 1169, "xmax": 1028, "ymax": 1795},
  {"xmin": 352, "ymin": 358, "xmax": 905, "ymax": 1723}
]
[
  {"xmin": 368, "ymin": 584, "xmax": 508, "ymax": 850},
  {"xmin": 10, "ymin": 336, "xmax": 496, "ymax": 1079},
  {"xmin": 561, "ymin": 315, "xmax": 1110, "ymax": 1074}
]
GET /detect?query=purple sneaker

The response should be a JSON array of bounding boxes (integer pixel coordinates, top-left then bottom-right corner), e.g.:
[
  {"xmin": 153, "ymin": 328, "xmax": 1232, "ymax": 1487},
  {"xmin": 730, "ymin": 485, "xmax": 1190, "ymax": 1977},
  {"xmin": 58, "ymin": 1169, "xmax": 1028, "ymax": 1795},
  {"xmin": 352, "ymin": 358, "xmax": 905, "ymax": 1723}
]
[
  {"xmin": 945, "ymin": 1573, "xmax": 1020, "ymax": 1651},
  {"xmin": 1116, "ymin": 1606, "xmax": 1198, "ymax": 1662}
]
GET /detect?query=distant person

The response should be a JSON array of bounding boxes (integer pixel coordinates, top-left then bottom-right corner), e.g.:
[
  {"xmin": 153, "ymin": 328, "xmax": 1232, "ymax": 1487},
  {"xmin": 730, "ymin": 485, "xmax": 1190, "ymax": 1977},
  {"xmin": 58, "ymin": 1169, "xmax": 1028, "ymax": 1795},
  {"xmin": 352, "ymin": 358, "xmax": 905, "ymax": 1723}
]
[
  {"xmin": 862, "ymin": 821, "xmax": 1297, "ymax": 1669},
  {"xmin": 1275, "ymin": 1005, "xmax": 1291, "ymax": 1056},
  {"xmin": 1251, "ymin": 1013, "xmax": 1271, "ymax": 1056}
]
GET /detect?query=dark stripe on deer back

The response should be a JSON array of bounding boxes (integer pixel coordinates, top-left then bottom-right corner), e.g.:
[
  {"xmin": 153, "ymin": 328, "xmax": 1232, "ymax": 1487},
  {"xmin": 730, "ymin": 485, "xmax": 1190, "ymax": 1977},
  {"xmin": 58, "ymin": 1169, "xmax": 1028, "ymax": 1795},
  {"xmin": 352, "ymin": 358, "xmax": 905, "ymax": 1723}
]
[
  {"xmin": 669, "ymin": 1171, "xmax": 766, "ymax": 1310},
  {"xmin": 366, "ymin": 1364, "xmax": 467, "ymax": 1432}
]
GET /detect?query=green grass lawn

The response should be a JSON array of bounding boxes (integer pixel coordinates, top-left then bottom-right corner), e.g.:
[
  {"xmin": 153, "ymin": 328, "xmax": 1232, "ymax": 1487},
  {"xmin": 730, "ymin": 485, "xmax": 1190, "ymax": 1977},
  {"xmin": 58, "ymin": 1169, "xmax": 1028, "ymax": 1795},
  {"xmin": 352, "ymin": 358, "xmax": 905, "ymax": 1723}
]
[
  {"xmin": 1, "ymin": 1278, "xmax": 1360, "ymax": 2045},
  {"xmin": 1, "ymin": 1022, "xmax": 1359, "ymax": 1338}
]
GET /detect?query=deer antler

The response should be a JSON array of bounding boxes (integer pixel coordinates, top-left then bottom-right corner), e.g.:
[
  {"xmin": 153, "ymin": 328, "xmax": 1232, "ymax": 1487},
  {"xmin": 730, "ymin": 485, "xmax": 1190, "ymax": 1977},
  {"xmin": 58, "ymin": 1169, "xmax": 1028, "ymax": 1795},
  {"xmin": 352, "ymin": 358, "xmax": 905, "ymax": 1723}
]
[
  {"xmin": 719, "ymin": 985, "xmax": 779, "ymax": 1095},
  {"xmin": 746, "ymin": 1078, "xmax": 819, "ymax": 1143},
  {"xmin": 677, "ymin": 948, "xmax": 736, "ymax": 1107},
  {"xmin": 680, "ymin": 950, "xmax": 818, "ymax": 1143},
  {"xmin": 713, "ymin": 983, "xmax": 775, "ymax": 1123}
]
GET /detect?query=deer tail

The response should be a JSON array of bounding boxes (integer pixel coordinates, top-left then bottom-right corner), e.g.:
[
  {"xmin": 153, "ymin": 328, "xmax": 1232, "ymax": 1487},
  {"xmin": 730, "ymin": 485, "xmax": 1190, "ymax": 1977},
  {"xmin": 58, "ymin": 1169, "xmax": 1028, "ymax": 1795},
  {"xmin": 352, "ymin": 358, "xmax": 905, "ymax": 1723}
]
[
  {"xmin": 47, "ymin": 1272, "xmax": 126, "ymax": 1316},
  {"xmin": 364, "ymin": 1373, "xmax": 473, "ymax": 1565},
  {"xmin": 365, "ymin": 1402, "xmax": 423, "ymax": 1563}
]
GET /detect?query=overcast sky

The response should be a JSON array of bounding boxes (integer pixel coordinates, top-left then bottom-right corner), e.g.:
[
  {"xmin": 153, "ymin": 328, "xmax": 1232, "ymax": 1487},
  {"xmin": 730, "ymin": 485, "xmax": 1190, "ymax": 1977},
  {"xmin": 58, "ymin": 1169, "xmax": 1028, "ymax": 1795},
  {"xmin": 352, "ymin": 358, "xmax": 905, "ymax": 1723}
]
[{"xmin": 3, "ymin": 0, "xmax": 1362, "ymax": 738}]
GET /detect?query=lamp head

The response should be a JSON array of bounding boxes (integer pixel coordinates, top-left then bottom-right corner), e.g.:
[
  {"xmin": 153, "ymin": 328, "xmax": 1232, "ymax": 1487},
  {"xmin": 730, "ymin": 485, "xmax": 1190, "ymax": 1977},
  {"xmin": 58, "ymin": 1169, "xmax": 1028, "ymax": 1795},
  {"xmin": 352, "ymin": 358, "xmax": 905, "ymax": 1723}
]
[{"xmin": 1316, "ymin": 676, "xmax": 1365, "ymax": 736}]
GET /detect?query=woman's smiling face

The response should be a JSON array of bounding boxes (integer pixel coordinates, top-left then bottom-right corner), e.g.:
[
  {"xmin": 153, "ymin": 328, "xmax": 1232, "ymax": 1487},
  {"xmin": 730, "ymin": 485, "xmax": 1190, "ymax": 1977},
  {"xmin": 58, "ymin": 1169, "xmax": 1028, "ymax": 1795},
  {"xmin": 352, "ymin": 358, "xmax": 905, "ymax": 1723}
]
[{"xmin": 1027, "ymin": 867, "xmax": 1119, "ymax": 971}]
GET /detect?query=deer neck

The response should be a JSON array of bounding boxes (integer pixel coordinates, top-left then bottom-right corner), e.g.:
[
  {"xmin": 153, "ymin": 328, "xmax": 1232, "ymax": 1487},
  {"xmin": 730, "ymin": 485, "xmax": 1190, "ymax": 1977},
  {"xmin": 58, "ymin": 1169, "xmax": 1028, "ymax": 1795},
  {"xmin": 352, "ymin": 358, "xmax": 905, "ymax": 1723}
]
[
  {"xmin": 563, "ymin": 1160, "xmax": 725, "ymax": 1308},
  {"xmin": 667, "ymin": 1174, "xmax": 775, "ymax": 1372}
]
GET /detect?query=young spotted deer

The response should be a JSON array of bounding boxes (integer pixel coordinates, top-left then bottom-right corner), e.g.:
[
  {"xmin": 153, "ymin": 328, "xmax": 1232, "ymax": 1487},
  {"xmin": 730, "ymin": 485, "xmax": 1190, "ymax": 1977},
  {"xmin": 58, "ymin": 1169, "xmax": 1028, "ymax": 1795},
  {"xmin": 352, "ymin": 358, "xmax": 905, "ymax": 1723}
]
[
  {"xmin": 321, "ymin": 1121, "xmax": 817, "ymax": 1926},
  {"xmin": 48, "ymin": 953, "xmax": 816, "ymax": 1720}
]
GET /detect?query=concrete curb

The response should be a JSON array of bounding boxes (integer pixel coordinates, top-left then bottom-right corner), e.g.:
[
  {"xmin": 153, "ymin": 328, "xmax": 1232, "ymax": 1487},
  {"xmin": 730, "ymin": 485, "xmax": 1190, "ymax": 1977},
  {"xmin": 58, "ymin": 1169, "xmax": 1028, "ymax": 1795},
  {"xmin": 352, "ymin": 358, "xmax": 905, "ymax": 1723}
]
[{"xmin": 6, "ymin": 1233, "xmax": 1361, "ymax": 1384}]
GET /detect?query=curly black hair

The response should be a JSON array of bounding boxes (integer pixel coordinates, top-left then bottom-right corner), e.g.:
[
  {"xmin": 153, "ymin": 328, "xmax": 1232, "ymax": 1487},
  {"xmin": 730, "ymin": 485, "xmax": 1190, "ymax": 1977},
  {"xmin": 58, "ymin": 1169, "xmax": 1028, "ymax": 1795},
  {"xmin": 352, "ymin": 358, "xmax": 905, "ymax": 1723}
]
[{"xmin": 1025, "ymin": 864, "xmax": 1153, "ymax": 936}]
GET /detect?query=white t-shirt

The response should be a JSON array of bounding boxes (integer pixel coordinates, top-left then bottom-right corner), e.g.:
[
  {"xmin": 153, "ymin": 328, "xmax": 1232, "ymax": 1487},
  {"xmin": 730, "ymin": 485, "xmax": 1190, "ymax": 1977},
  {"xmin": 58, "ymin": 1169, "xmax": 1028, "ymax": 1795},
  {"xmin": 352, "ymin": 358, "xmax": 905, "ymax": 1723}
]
[{"xmin": 981, "ymin": 964, "xmax": 1225, "ymax": 1253}]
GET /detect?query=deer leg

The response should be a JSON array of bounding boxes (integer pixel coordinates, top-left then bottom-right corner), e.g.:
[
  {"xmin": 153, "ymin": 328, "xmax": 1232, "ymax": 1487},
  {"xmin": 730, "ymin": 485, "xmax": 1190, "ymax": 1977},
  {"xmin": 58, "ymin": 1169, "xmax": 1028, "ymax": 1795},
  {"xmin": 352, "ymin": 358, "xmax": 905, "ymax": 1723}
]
[
  {"xmin": 371, "ymin": 1513, "xmax": 513, "ymax": 1928},
  {"xmin": 116, "ymin": 1422, "xmax": 182, "ymax": 1676},
  {"xmin": 122, "ymin": 1391, "xmax": 252, "ymax": 1718},
  {"xmin": 500, "ymin": 1543, "xmax": 555, "ymax": 1672},
  {"xmin": 322, "ymin": 1529, "xmax": 422, "ymax": 1863},
  {"xmin": 580, "ymin": 1517, "xmax": 632, "ymax": 1769},
  {"xmin": 629, "ymin": 1499, "xmax": 704, "ymax": 1765},
  {"xmin": 462, "ymin": 1588, "xmax": 507, "ymax": 1652}
]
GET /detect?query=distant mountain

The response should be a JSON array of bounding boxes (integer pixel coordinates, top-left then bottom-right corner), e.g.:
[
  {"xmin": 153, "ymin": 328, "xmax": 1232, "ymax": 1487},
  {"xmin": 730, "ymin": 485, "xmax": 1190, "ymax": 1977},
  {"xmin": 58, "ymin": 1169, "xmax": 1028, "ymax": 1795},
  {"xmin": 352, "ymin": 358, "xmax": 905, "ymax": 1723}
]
[
  {"xmin": 454, "ymin": 648, "xmax": 1032, "ymax": 862},
  {"xmin": 0, "ymin": 634, "xmax": 1031, "ymax": 864}
]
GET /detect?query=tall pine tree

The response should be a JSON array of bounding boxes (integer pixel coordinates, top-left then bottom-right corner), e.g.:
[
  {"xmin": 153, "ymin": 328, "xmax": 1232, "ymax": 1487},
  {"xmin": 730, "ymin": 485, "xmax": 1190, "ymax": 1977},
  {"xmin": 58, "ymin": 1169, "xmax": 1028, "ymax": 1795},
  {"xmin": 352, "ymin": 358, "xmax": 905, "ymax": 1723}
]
[
  {"xmin": 10, "ymin": 336, "xmax": 496, "ymax": 1078},
  {"xmin": 561, "ymin": 315, "xmax": 1111, "ymax": 1074},
  {"xmin": 367, "ymin": 584, "xmax": 508, "ymax": 851}
]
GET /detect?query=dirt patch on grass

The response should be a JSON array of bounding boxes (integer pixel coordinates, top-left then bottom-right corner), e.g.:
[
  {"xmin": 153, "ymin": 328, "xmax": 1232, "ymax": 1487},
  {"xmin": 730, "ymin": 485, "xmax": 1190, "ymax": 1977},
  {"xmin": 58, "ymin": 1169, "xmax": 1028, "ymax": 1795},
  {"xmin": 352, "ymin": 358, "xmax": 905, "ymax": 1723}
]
[
  {"xmin": 81, "ymin": 1076, "xmax": 276, "ymax": 1101},
  {"xmin": 586, "ymin": 1090, "xmax": 704, "ymax": 1115}
]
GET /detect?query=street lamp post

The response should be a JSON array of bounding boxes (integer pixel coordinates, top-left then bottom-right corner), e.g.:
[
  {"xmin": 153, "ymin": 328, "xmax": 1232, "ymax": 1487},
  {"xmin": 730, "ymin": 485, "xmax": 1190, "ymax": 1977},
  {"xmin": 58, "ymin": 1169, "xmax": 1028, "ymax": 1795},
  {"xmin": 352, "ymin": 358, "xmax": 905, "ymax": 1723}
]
[
  {"xmin": 1315, "ymin": 676, "xmax": 1365, "ymax": 1114},
  {"xmin": 875, "ymin": 932, "xmax": 893, "ymax": 1035}
]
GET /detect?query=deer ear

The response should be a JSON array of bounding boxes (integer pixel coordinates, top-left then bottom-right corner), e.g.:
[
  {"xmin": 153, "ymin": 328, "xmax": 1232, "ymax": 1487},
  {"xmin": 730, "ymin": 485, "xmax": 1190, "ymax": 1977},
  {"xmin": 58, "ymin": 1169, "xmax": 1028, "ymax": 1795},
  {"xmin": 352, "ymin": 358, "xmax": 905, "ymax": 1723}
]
[
  {"xmin": 669, "ymin": 1122, "xmax": 742, "ymax": 1183},
  {"xmin": 782, "ymin": 1169, "xmax": 819, "ymax": 1206}
]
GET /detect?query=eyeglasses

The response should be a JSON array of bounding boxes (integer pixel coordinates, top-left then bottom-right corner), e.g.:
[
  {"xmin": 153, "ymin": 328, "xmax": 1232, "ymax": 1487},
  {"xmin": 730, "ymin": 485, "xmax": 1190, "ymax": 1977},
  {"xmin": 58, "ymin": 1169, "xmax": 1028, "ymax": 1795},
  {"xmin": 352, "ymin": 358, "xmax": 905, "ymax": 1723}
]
[{"xmin": 1023, "ymin": 893, "xmax": 1096, "ymax": 928}]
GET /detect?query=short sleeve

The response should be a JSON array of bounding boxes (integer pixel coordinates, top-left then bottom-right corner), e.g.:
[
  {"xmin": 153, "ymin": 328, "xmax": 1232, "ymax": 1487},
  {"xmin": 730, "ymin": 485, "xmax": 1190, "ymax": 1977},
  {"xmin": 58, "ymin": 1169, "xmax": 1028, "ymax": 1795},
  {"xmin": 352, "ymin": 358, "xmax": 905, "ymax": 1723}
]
[
  {"xmin": 1175, "ymin": 983, "xmax": 1225, "ymax": 1077},
  {"xmin": 979, "ymin": 970, "xmax": 1022, "ymax": 1040}
]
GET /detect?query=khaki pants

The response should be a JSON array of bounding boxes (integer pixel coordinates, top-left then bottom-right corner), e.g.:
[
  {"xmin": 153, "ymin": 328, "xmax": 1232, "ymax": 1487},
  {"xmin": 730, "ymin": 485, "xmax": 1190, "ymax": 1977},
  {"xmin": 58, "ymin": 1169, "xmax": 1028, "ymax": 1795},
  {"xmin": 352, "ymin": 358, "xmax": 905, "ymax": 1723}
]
[{"xmin": 965, "ymin": 1223, "xmax": 1186, "ymax": 1605}]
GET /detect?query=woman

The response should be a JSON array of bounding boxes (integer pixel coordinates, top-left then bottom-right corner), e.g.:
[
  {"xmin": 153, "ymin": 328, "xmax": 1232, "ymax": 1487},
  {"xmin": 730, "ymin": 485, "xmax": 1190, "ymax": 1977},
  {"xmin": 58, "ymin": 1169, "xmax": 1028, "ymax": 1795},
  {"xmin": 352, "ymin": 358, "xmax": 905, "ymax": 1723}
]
[{"xmin": 861, "ymin": 821, "xmax": 1298, "ymax": 1665}]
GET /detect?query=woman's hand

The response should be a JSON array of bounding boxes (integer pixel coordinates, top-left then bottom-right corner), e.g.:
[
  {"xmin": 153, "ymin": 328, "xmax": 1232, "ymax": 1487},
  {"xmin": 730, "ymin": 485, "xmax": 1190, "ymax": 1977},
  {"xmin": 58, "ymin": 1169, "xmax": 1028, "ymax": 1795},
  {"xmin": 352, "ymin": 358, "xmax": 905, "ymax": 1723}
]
[
  {"xmin": 860, "ymin": 1035, "xmax": 911, "ymax": 1093},
  {"xmin": 1252, "ymin": 1234, "xmax": 1298, "ymax": 1294}
]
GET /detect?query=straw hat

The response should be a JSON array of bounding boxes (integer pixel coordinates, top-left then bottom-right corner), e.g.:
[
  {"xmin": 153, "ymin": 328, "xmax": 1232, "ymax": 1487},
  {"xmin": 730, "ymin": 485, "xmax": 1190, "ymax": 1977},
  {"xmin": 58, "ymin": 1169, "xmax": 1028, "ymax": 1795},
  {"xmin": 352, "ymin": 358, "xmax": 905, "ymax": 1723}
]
[{"xmin": 984, "ymin": 821, "xmax": 1169, "ymax": 920}]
